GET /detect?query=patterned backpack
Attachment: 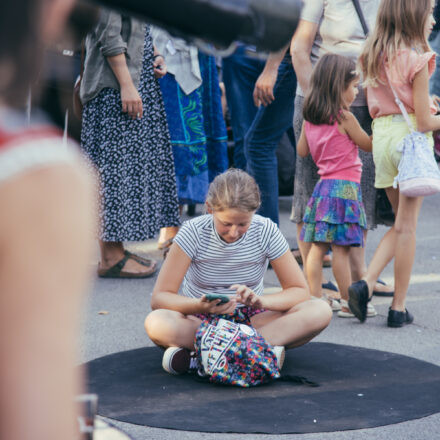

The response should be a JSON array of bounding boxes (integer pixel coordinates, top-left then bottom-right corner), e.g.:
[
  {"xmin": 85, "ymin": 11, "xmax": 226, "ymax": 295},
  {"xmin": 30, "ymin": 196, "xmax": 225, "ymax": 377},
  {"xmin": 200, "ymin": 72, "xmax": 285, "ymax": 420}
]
[
  {"xmin": 193, "ymin": 315, "xmax": 281, "ymax": 387},
  {"xmin": 193, "ymin": 312, "xmax": 319, "ymax": 388}
]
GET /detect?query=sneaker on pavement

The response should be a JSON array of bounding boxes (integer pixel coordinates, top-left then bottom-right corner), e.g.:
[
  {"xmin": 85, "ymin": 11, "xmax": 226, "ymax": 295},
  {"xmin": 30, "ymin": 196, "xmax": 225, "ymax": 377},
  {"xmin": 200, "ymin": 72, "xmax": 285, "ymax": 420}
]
[
  {"xmin": 387, "ymin": 308, "xmax": 414, "ymax": 328},
  {"xmin": 162, "ymin": 347, "xmax": 198, "ymax": 375},
  {"xmin": 273, "ymin": 345, "xmax": 285, "ymax": 370}
]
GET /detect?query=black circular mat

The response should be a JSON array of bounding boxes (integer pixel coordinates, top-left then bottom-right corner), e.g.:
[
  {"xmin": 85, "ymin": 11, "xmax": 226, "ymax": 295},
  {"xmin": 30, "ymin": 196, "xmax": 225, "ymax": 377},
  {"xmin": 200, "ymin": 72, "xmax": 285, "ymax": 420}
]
[{"xmin": 86, "ymin": 342, "xmax": 440, "ymax": 434}]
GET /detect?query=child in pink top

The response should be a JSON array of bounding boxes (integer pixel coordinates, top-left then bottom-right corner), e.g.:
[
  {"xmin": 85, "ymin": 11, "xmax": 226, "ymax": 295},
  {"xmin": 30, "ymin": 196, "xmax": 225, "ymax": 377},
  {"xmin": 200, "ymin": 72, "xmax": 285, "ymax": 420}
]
[
  {"xmin": 297, "ymin": 54, "xmax": 372, "ymax": 317},
  {"xmin": 349, "ymin": 0, "xmax": 440, "ymax": 328}
]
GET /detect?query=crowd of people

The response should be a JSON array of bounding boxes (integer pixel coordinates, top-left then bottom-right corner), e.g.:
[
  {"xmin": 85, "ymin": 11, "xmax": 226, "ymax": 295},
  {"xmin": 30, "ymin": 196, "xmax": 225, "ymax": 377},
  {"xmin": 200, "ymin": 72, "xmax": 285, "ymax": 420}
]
[
  {"xmin": 142, "ymin": 0, "xmax": 439, "ymax": 371},
  {"xmin": 1, "ymin": 0, "xmax": 439, "ymax": 438}
]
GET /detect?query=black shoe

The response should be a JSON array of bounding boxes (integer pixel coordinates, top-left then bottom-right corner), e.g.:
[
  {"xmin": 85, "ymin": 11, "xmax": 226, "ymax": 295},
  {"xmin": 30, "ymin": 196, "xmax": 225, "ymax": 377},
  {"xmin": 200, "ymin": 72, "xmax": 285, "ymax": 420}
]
[
  {"xmin": 348, "ymin": 280, "xmax": 370, "ymax": 323},
  {"xmin": 322, "ymin": 280, "xmax": 339, "ymax": 292},
  {"xmin": 387, "ymin": 308, "xmax": 414, "ymax": 328}
]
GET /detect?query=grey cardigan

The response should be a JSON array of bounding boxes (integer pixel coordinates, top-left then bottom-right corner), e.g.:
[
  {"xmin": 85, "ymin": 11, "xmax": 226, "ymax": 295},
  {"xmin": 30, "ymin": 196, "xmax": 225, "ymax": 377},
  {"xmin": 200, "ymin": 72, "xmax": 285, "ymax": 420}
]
[{"xmin": 80, "ymin": 9, "xmax": 146, "ymax": 105}]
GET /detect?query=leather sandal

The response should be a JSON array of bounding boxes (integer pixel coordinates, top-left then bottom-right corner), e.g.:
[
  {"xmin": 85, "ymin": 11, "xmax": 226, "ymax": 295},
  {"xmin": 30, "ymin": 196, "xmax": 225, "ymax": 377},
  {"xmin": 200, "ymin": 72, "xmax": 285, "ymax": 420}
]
[
  {"xmin": 97, "ymin": 251, "xmax": 157, "ymax": 278},
  {"xmin": 373, "ymin": 278, "xmax": 394, "ymax": 297}
]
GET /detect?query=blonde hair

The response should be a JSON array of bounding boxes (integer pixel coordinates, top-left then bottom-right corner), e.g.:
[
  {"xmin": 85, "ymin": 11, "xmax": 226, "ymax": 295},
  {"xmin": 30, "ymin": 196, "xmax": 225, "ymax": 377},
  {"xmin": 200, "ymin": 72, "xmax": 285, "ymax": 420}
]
[
  {"xmin": 206, "ymin": 168, "xmax": 261, "ymax": 212},
  {"xmin": 360, "ymin": 0, "xmax": 432, "ymax": 87}
]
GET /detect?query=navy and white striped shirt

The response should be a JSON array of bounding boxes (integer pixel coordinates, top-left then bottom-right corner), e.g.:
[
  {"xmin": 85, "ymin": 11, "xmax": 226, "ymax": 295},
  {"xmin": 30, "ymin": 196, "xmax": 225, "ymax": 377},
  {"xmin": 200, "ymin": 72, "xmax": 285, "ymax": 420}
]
[{"xmin": 174, "ymin": 214, "xmax": 289, "ymax": 300}]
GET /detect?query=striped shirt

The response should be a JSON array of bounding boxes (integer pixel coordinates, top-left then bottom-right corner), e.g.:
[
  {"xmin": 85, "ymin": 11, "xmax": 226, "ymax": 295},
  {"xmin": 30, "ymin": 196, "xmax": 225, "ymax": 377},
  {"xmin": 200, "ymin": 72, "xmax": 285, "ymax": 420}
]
[{"xmin": 174, "ymin": 214, "xmax": 289, "ymax": 300}]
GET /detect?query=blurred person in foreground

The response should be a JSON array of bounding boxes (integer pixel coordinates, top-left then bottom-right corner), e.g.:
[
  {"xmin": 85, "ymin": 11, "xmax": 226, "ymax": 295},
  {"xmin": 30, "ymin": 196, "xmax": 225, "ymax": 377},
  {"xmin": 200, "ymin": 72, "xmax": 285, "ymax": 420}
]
[{"xmin": 0, "ymin": 1, "xmax": 95, "ymax": 439}]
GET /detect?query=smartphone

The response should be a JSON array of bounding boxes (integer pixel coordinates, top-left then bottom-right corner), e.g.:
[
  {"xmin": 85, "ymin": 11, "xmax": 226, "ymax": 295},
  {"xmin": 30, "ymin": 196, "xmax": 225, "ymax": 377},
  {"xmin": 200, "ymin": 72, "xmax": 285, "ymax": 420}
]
[{"xmin": 204, "ymin": 293, "xmax": 230, "ymax": 304}]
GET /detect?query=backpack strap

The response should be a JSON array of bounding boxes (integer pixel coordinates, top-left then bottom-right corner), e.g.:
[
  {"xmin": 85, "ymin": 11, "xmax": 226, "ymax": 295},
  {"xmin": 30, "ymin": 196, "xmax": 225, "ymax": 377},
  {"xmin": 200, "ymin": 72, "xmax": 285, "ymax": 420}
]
[
  {"xmin": 277, "ymin": 374, "xmax": 320, "ymax": 387},
  {"xmin": 383, "ymin": 64, "xmax": 416, "ymax": 132}
]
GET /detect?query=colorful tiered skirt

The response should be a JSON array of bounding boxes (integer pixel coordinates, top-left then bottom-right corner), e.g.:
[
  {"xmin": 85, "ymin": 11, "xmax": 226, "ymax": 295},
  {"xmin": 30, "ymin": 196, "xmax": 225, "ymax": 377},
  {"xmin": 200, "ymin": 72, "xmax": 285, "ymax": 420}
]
[{"xmin": 300, "ymin": 179, "xmax": 366, "ymax": 247}]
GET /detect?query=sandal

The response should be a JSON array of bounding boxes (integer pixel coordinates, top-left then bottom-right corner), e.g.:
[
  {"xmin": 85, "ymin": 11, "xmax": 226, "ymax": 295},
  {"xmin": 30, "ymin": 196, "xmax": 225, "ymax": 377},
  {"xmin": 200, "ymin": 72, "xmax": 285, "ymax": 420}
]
[
  {"xmin": 373, "ymin": 278, "xmax": 394, "ymax": 297},
  {"xmin": 323, "ymin": 253, "xmax": 332, "ymax": 268},
  {"xmin": 338, "ymin": 299, "xmax": 377, "ymax": 318},
  {"xmin": 97, "ymin": 251, "xmax": 157, "ymax": 278},
  {"xmin": 312, "ymin": 295, "xmax": 341, "ymax": 312}
]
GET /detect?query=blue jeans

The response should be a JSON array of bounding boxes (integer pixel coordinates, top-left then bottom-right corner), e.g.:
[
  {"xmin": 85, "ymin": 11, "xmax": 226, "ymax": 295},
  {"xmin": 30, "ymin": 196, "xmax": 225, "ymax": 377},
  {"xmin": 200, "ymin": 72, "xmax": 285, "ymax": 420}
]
[
  {"xmin": 222, "ymin": 47, "xmax": 265, "ymax": 170},
  {"xmin": 429, "ymin": 31, "xmax": 440, "ymax": 96},
  {"xmin": 244, "ymin": 58, "xmax": 297, "ymax": 225}
]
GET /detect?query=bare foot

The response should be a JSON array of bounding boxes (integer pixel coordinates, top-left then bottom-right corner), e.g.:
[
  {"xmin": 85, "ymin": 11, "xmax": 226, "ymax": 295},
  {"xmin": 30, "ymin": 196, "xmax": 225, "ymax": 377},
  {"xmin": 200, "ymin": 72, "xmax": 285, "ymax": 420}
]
[{"xmin": 158, "ymin": 226, "xmax": 179, "ymax": 248}]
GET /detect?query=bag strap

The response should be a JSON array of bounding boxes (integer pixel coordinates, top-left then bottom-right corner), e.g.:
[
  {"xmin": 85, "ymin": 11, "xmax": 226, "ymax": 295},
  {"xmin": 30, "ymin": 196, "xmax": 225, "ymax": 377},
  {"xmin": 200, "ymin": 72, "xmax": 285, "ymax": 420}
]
[
  {"xmin": 277, "ymin": 374, "xmax": 320, "ymax": 387},
  {"xmin": 351, "ymin": 0, "xmax": 369, "ymax": 37},
  {"xmin": 383, "ymin": 63, "xmax": 415, "ymax": 131}
]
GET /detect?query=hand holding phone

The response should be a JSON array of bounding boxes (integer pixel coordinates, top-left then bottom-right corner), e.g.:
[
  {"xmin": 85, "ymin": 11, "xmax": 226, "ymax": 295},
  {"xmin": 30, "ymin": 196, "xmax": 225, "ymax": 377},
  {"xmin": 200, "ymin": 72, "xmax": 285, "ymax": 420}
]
[{"xmin": 204, "ymin": 293, "xmax": 230, "ymax": 304}]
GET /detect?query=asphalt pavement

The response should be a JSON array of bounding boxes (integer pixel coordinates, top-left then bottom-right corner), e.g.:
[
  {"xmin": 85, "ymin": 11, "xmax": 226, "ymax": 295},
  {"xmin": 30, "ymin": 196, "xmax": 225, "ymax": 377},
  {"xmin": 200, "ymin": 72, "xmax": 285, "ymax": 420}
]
[{"xmin": 80, "ymin": 194, "xmax": 440, "ymax": 440}]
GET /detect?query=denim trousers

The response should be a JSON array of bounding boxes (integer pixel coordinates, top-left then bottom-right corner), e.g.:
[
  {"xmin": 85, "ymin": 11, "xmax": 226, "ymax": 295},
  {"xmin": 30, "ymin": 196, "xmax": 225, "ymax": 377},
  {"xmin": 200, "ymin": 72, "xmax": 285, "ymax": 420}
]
[
  {"xmin": 244, "ymin": 58, "xmax": 296, "ymax": 225},
  {"xmin": 222, "ymin": 46, "xmax": 265, "ymax": 171}
]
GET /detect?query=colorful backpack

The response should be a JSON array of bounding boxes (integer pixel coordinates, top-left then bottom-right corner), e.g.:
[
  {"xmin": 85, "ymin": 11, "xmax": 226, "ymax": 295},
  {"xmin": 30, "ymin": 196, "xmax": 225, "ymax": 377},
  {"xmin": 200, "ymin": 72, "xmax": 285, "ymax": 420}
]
[{"xmin": 193, "ymin": 315, "xmax": 281, "ymax": 387}]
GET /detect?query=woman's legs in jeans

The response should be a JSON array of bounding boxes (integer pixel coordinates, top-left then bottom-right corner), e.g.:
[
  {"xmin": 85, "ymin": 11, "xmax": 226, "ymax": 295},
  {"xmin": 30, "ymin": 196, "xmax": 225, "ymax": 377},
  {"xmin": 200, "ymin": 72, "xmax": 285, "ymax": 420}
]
[
  {"xmin": 222, "ymin": 46, "xmax": 264, "ymax": 170},
  {"xmin": 245, "ymin": 58, "xmax": 297, "ymax": 225},
  {"xmin": 362, "ymin": 187, "xmax": 423, "ymax": 310}
]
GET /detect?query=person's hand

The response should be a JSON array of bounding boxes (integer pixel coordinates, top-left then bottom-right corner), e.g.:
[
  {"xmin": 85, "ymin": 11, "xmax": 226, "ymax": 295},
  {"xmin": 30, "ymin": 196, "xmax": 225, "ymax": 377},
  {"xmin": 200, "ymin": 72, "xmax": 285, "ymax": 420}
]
[
  {"xmin": 120, "ymin": 83, "xmax": 143, "ymax": 119},
  {"xmin": 253, "ymin": 69, "xmax": 278, "ymax": 107},
  {"xmin": 200, "ymin": 295, "xmax": 237, "ymax": 314},
  {"xmin": 153, "ymin": 55, "xmax": 167, "ymax": 79},
  {"xmin": 231, "ymin": 284, "xmax": 264, "ymax": 309}
]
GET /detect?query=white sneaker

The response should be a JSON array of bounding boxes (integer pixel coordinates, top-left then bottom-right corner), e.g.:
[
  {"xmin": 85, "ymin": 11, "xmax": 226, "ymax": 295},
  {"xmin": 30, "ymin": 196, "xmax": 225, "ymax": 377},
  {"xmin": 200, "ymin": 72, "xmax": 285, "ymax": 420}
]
[
  {"xmin": 330, "ymin": 298, "xmax": 342, "ymax": 312},
  {"xmin": 273, "ymin": 345, "xmax": 285, "ymax": 370},
  {"xmin": 337, "ymin": 299, "xmax": 377, "ymax": 318}
]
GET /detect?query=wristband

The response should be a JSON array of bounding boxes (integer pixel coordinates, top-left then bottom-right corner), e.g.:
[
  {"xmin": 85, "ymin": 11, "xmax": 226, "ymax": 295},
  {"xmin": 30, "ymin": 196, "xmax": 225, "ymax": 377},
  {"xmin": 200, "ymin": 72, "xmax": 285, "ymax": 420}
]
[{"xmin": 153, "ymin": 54, "xmax": 163, "ymax": 61}]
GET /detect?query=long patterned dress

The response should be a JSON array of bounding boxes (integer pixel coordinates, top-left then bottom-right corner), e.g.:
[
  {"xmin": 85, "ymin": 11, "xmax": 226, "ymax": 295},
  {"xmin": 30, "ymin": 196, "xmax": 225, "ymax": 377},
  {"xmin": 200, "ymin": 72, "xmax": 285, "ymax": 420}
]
[{"xmin": 81, "ymin": 27, "xmax": 180, "ymax": 241}]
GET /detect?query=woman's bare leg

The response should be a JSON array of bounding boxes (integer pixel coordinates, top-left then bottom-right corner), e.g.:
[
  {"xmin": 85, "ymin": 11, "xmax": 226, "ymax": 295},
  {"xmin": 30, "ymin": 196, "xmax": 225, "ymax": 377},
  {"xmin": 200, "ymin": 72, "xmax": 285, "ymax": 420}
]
[
  {"xmin": 391, "ymin": 192, "xmax": 423, "ymax": 311},
  {"xmin": 305, "ymin": 242, "xmax": 329, "ymax": 298},
  {"xmin": 331, "ymin": 244, "xmax": 351, "ymax": 303},
  {"xmin": 363, "ymin": 187, "xmax": 400, "ymax": 295},
  {"xmin": 296, "ymin": 222, "xmax": 312, "ymax": 275},
  {"xmin": 251, "ymin": 300, "xmax": 332, "ymax": 348},
  {"xmin": 0, "ymin": 165, "xmax": 95, "ymax": 440},
  {"xmin": 348, "ymin": 230, "xmax": 367, "ymax": 282},
  {"xmin": 145, "ymin": 309, "xmax": 201, "ymax": 350}
]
